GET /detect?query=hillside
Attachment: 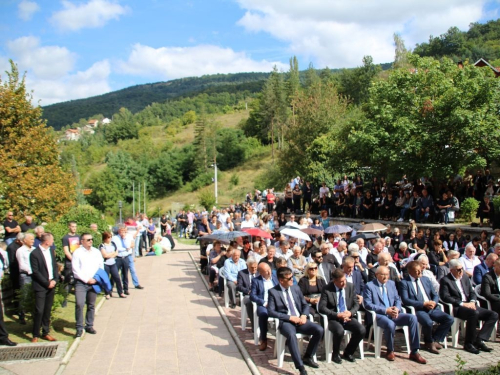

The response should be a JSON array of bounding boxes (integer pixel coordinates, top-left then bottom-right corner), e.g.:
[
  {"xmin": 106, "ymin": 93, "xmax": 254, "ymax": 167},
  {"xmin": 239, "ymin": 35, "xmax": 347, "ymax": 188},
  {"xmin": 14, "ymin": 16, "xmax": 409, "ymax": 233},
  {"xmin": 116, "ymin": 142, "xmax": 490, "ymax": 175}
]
[{"xmin": 42, "ymin": 72, "xmax": 269, "ymax": 130}]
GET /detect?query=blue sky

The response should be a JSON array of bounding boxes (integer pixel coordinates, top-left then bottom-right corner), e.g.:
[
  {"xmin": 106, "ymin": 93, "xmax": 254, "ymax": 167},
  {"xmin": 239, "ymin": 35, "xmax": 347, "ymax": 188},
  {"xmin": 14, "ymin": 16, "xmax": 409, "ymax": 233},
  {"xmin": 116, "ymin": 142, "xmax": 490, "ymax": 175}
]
[{"xmin": 0, "ymin": 0, "xmax": 499, "ymax": 105}]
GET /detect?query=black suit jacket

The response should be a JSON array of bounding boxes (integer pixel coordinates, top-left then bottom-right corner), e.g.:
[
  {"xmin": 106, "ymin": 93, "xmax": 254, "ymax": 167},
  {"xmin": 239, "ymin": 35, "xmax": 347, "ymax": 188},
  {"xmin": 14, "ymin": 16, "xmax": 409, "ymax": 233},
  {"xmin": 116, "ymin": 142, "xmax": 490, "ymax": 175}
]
[
  {"xmin": 481, "ymin": 270, "xmax": 500, "ymax": 306},
  {"xmin": 348, "ymin": 269, "xmax": 365, "ymax": 296},
  {"xmin": 236, "ymin": 269, "xmax": 256, "ymax": 295},
  {"xmin": 318, "ymin": 262, "xmax": 332, "ymax": 283},
  {"xmin": 439, "ymin": 273, "xmax": 476, "ymax": 310},
  {"xmin": 318, "ymin": 282, "xmax": 359, "ymax": 321},
  {"xmin": 30, "ymin": 246, "xmax": 60, "ymax": 292}
]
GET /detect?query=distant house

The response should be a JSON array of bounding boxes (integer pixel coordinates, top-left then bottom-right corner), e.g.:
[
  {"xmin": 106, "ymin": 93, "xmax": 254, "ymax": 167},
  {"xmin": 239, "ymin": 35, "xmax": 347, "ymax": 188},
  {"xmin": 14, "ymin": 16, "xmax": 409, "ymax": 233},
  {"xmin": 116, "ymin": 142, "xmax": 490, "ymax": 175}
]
[
  {"xmin": 65, "ymin": 128, "xmax": 81, "ymax": 141},
  {"xmin": 81, "ymin": 125, "xmax": 95, "ymax": 134},
  {"xmin": 88, "ymin": 119, "xmax": 99, "ymax": 128},
  {"xmin": 474, "ymin": 58, "xmax": 500, "ymax": 78},
  {"xmin": 102, "ymin": 118, "xmax": 111, "ymax": 124}
]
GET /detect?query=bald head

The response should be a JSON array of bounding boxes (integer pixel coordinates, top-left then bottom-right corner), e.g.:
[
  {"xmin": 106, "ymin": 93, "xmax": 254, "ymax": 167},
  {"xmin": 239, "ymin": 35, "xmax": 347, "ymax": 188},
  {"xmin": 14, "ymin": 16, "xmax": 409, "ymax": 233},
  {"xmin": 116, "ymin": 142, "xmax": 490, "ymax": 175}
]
[{"xmin": 258, "ymin": 262, "xmax": 271, "ymax": 279}]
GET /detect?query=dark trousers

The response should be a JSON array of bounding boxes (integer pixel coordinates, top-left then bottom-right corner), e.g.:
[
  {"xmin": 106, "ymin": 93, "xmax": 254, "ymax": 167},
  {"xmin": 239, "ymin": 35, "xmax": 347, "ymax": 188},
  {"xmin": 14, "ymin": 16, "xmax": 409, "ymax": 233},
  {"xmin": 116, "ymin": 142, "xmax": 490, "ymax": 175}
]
[
  {"xmin": 376, "ymin": 313, "xmax": 420, "ymax": 352},
  {"xmin": 328, "ymin": 318, "xmax": 365, "ymax": 356},
  {"xmin": 115, "ymin": 257, "xmax": 129, "ymax": 292},
  {"xmin": 75, "ymin": 280, "xmax": 97, "ymax": 330},
  {"xmin": 279, "ymin": 320, "xmax": 324, "ymax": 369},
  {"xmin": 0, "ymin": 295, "xmax": 10, "ymax": 341},
  {"xmin": 33, "ymin": 287, "xmax": 55, "ymax": 337},
  {"xmin": 454, "ymin": 305, "xmax": 499, "ymax": 344},
  {"xmin": 18, "ymin": 274, "xmax": 32, "ymax": 320},
  {"xmin": 415, "ymin": 307, "xmax": 454, "ymax": 343},
  {"xmin": 257, "ymin": 305, "xmax": 270, "ymax": 341},
  {"xmin": 302, "ymin": 196, "xmax": 312, "ymax": 212},
  {"xmin": 293, "ymin": 198, "xmax": 301, "ymax": 212},
  {"xmin": 105, "ymin": 263, "xmax": 124, "ymax": 295}
]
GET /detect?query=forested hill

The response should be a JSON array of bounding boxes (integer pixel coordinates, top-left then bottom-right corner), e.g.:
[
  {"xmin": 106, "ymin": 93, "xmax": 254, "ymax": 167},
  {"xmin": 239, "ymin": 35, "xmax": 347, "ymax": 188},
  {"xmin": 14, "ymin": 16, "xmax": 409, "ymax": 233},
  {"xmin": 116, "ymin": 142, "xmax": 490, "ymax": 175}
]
[{"xmin": 42, "ymin": 72, "xmax": 270, "ymax": 130}]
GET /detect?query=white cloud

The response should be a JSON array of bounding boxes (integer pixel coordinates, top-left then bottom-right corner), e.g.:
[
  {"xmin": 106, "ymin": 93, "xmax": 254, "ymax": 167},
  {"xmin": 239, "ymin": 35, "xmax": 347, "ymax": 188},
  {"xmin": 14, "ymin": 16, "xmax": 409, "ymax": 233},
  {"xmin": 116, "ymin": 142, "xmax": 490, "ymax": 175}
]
[
  {"xmin": 236, "ymin": 0, "xmax": 486, "ymax": 68},
  {"xmin": 118, "ymin": 44, "xmax": 287, "ymax": 79},
  {"xmin": 50, "ymin": 0, "xmax": 130, "ymax": 32},
  {"xmin": 18, "ymin": 1, "xmax": 40, "ymax": 21},
  {"xmin": 1, "ymin": 36, "xmax": 111, "ymax": 105}
]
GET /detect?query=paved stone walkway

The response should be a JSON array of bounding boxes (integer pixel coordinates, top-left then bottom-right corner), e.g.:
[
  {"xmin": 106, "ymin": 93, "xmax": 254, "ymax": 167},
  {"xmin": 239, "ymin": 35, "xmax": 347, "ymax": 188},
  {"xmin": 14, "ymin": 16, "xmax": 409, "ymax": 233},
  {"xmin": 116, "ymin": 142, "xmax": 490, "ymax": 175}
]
[{"xmin": 63, "ymin": 252, "xmax": 251, "ymax": 375}]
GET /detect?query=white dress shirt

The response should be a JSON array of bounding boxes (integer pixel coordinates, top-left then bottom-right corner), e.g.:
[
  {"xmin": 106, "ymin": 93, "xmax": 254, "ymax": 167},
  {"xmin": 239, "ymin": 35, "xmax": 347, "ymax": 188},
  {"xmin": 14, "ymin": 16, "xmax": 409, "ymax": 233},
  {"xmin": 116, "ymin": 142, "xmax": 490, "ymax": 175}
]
[
  {"xmin": 39, "ymin": 245, "xmax": 54, "ymax": 280},
  {"xmin": 451, "ymin": 273, "xmax": 468, "ymax": 303},
  {"xmin": 16, "ymin": 245, "xmax": 34, "ymax": 274},
  {"xmin": 72, "ymin": 246, "xmax": 104, "ymax": 283},
  {"xmin": 279, "ymin": 284, "xmax": 299, "ymax": 316},
  {"xmin": 263, "ymin": 277, "xmax": 274, "ymax": 305},
  {"xmin": 460, "ymin": 255, "xmax": 480, "ymax": 275},
  {"xmin": 112, "ymin": 234, "xmax": 134, "ymax": 257},
  {"xmin": 409, "ymin": 276, "xmax": 430, "ymax": 302}
]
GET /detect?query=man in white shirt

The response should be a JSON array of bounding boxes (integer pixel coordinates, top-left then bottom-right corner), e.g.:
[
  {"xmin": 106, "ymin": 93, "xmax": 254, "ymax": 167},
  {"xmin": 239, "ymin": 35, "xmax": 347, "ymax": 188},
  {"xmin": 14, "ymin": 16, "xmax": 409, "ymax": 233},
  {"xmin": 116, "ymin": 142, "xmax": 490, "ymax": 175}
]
[
  {"xmin": 241, "ymin": 214, "xmax": 255, "ymax": 228},
  {"xmin": 112, "ymin": 226, "xmax": 134, "ymax": 295},
  {"xmin": 16, "ymin": 233, "xmax": 35, "ymax": 325},
  {"xmin": 72, "ymin": 232, "xmax": 104, "ymax": 337},
  {"xmin": 460, "ymin": 244, "xmax": 481, "ymax": 278},
  {"xmin": 355, "ymin": 238, "xmax": 369, "ymax": 264}
]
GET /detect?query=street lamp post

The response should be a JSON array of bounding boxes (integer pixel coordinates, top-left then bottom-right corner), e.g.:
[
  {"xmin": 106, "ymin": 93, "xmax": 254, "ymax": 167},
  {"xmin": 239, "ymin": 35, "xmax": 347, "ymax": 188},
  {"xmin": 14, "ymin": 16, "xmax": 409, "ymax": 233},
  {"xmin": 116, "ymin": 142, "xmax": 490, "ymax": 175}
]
[
  {"xmin": 214, "ymin": 162, "xmax": 218, "ymax": 204},
  {"xmin": 118, "ymin": 201, "xmax": 123, "ymax": 224}
]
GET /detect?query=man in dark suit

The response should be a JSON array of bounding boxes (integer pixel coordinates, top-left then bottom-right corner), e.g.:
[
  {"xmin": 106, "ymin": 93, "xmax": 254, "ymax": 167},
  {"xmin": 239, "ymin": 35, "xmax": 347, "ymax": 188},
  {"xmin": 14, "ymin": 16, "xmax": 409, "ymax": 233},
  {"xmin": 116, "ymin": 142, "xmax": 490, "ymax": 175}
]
[
  {"xmin": 29, "ymin": 232, "xmax": 60, "ymax": 342},
  {"xmin": 312, "ymin": 250, "xmax": 331, "ymax": 283},
  {"xmin": 481, "ymin": 258, "xmax": 500, "ymax": 315},
  {"xmin": 320, "ymin": 244, "xmax": 340, "ymax": 269},
  {"xmin": 237, "ymin": 258, "xmax": 258, "ymax": 331},
  {"xmin": 363, "ymin": 266, "xmax": 426, "ymax": 364},
  {"xmin": 342, "ymin": 256, "xmax": 365, "ymax": 304},
  {"xmin": 400, "ymin": 261, "xmax": 453, "ymax": 354},
  {"xmin": 439, "ymin": 259, "xmax": 498, "ymax": 354},
  {"xmin": 267, "ymin": 267, "xmax": 324, "ymax": 375},
  {"xmin": 250, "ymin": 263, "xmax": 278, "ymax": 351},
  {"xmin": 319, "ymin": 268, "xmax": 365, "ymax": 364},
  {"xmin": 473, "ymin": 253, "xmax": 498, "ymax": 285}
]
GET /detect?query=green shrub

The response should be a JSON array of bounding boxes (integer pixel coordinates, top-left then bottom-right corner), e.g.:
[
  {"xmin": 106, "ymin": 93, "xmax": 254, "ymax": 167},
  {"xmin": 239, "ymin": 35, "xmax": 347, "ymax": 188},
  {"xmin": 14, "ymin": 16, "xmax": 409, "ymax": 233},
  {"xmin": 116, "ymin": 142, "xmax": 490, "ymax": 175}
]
[
  {"xmin": 187, "ymin": 172, "xmax": 213, "ymax": 192},
  {"xmin": 17, "ymin": 283, "xmax": 67, "ymax": 323},
  {"xmin": 492, "ymin": 196, "xmax": 500, "ymax": 213},
  {"xmin": 455, "ymin": 354, "xmax": 500, "ymax": 374},
  {"xmin": 460, "ymin": 198, "xmax": 480, "ymax": 222},
  {"xmin": 198, "ymin": 190, "xmax": 216, "ymax": 210},
  {"xmin": 229, "ymin": 173, "xmax": 239, "ymax": 187}
]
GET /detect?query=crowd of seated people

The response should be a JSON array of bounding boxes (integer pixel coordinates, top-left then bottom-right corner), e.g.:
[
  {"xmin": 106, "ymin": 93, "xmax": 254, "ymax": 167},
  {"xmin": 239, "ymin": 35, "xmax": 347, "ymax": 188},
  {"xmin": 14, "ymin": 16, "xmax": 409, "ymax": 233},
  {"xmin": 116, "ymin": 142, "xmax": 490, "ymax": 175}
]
[{"xmin": 198, "ymin": 212, "xmax": 500, "ymax": 373}]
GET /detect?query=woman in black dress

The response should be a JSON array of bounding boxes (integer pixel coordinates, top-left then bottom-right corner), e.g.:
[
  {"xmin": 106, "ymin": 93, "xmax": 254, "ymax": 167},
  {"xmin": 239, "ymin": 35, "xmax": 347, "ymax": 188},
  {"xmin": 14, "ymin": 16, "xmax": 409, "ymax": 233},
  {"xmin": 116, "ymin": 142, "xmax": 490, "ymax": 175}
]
[{"xmin": 298, "ymin": 262, "xmax": 327, "ymax": 311}]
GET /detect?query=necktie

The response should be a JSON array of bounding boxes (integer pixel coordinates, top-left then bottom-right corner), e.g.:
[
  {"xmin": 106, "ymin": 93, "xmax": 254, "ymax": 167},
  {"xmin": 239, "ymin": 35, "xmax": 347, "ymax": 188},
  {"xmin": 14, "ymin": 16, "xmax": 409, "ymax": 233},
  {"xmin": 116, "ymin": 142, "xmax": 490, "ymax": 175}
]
[
  {"xmin": 338, "ymin": 289, "xmax": 346, "ymax": 312},
  {"xmin": 382, "ymin": 284, "xmax": 390, "ymax": 308},
  {"xmin": 415, "ymin": 279, "xmax": 422, "ymax": 300},
  {"xmin": 285, "ymin": 289, "xmax": 298, "ymax": 316}
]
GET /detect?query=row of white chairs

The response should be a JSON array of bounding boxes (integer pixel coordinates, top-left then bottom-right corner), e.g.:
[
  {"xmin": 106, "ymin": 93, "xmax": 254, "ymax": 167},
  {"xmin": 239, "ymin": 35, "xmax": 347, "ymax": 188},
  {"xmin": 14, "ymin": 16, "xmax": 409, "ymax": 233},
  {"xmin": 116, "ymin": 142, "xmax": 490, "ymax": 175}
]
[{"xmin": 220, "ymin": 276, "xmax": 497, "ymax": 368}]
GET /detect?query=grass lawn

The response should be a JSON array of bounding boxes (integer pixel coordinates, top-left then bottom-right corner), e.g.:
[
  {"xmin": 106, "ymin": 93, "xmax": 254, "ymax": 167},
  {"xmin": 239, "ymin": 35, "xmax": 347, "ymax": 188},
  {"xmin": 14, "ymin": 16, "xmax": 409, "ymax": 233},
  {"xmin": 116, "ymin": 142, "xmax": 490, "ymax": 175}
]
[
  {"xmin": 3, "ymin": 293, "xmax": 104, "ymax": 345},
  {"xmin": 177, "ymin": 238, "xmax": 198, "ymax": 246}
]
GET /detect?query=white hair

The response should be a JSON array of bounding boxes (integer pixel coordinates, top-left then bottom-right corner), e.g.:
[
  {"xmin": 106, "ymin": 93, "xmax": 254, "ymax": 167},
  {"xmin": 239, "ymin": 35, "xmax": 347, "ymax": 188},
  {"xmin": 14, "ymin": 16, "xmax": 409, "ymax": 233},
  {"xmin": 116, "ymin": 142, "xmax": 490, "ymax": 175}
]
[
  {"xmin": 449, "ymin": 259, "xmax": 462, "ymax": 269},
  {"xmin": 399, "ymin": 241, "xmax": 408, "ymax": 249},
  {"xmin": 348, "ymin": 243, "xmax": 359, "ymax": 252}
]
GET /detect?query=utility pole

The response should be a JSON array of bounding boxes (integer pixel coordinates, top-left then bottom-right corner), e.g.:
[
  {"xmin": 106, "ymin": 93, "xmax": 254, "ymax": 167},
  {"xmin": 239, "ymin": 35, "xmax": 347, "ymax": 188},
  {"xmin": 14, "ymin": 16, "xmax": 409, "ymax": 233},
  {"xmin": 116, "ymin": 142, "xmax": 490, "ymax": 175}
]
[
  {"xmin": 132, "ymin": 181, "xmax": 135, "ymax": 218},
  {"xmin": 138, "ymin": 182, "xmax": 141, "ymax": 216},
  {"xmin": 144, "ymin": 181, "xmax": 146, "ymax": 214}
]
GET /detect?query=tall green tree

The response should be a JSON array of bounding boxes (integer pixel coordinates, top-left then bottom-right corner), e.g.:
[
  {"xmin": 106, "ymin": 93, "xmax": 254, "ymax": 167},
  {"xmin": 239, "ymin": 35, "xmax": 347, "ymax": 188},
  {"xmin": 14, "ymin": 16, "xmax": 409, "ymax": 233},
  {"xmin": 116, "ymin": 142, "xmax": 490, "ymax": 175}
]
[
  {"xmin": 336, "ymin": 56, "xmax": 381, "ymax": 104},
  {"xmin": 104, "ymin": 107, "xmax": 138, "ymax": 143},
  {"xmin": 0, "ymin": 61, "xmax": 76, "ymax": 221},
  {"xmin": 347, "ymin": 54, "xmax": 500, "ymax": 180}
]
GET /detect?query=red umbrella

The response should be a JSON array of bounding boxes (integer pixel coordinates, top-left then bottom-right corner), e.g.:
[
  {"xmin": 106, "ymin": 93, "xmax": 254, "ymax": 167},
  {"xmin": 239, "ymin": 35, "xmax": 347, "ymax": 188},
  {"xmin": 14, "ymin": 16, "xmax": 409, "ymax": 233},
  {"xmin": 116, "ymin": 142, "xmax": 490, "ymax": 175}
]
[{"xmin": 242, "ymin": 227, "xmax": 273, "ymax": 239}]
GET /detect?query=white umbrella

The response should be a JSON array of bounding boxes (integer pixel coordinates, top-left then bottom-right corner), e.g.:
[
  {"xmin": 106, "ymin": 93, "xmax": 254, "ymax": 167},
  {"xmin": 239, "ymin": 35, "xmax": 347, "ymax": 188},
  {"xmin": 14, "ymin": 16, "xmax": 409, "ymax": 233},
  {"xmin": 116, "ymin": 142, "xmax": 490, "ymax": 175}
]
[{"xmin": 281, "ymin": 228, "xmax": 311, "ymax": 242}]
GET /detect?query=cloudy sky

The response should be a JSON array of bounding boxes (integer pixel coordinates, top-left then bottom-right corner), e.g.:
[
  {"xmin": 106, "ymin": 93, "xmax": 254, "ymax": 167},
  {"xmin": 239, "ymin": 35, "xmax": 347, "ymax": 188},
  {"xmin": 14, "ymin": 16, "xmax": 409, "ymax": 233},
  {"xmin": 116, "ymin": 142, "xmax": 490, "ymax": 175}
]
[{"xmin": 0, "ymin": 0, "xmax": 498, "ymax": 105}]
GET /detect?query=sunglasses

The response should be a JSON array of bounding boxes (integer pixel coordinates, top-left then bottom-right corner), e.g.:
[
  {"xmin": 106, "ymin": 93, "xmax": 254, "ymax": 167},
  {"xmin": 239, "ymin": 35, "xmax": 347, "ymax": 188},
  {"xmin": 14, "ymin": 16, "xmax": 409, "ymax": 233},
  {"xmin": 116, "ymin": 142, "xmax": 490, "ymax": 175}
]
[
  {"xmin": 456, "ymin": 268, "xmax": 463, "ymax": 272},
  {"xmin": 282, "ymin": 276, "xmax": 293, "ymax": 281},
  {"xmin": 84, "ymin": 238, "xmax": 94, "ymax": 242},
  {"xmin": 315, "ymin": 256, "xmax": 323, "ymax": 258}
]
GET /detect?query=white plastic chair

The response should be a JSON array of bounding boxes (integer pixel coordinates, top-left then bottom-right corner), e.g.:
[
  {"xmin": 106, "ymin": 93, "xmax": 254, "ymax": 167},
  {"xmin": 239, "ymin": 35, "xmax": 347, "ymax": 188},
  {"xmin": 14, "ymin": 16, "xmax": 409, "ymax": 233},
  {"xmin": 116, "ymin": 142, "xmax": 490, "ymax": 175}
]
[
  {"xmin": 474, "ymin": 285, "xmax": 497, "ymax": 342},
  {"xmin": 440, "ymin": 299, "xmax": 466, "ymax": 348},
  {"xmin": 365, "ymin": 309, "xmax": 411, "ymax": 358},
  {"xmin": 252, "ymin": 301, "xmax": 275, "ymax": 345},
  {"xmin": 240, "ymin": 292, "xmax": 247, "ymax": 331},
  {"xmin": 274, "ymin": 316, "xmax": 317, "ymax": 368},
  {"xmin": 221, "ymin": 275, "xmax": 229, "ymax": 308},
  {"xmin": 404, "ymin": 305, "xmax": 448, "ymax": 349},
  {"xmin": 318, "ymin": 310, "xmax": 365, "ymax": 363}
]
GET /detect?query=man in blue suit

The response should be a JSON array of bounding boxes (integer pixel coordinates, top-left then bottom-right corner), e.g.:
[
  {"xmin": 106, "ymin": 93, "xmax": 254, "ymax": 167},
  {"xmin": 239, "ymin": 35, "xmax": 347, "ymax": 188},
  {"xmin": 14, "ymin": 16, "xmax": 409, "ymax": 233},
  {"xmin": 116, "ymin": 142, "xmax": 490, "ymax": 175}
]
[
  {"xmin": 237, "ymin": 258, "xmax": 258, "ymax": 331},
  {"xmin": 250, "ymin": 263, "xmax": 278, "ymax": 351},
  {"xmin": 267, "ymin": 267, "xmax": 324, "ymax": 375},
  {"xmin": 363, "ymin": 266, "xmax": 427, "ymax": 364},
  {"xmin": 400, "ymin": 261, "xmax": 453, "ymax": 354},
  {"xmin": 473, "ymin": 253, "xmax": 498, "ymax": 285}
]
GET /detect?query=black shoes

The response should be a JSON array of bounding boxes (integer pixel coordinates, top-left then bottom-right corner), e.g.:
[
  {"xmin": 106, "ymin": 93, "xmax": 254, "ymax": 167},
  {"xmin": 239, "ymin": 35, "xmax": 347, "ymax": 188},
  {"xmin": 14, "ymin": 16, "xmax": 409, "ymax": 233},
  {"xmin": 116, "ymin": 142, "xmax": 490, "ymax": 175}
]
[
  {"xmin": 124, "ymin": 290, "xmax": 130, "ymax": 295},
  {"xmin": 19, "ymin": 318, "xmax": 26, "ymax": 325},
  {"xmin": 135, "ymin": 285, "xmax": 144, "ymax": 289},
  {"xmin": 230, "ymin": 303, "xmax": 236, "ymax": 309},
  {"xmin": 0, "ymin": 339, "xmax": 17, "ymax": 347},
  {"xmin": 85, "ymin": 327, "xmax": 97, "ymax": 334},
  {"xmin": 464, "ymin": 343, "xmax": 479, "ymax": 354},
  {"xmin": 332, "ymin": 353, "xmax": 342, "ymax": 364},
  {"xmin": 342, "ymin": 353, "xmax": 356, "ymax": 363},
  {"xmin": 475, "ymin": 340, "xmax": 493, "ymax": 352},
  {"xmin": 302, "ymin": 357, "xmax": 319, "ymax": 368},
  {"xmin": 298, "ymin": 367, "xmax": 308, "ymax": 375},
  {"xmin": 75, "ymin": 330, "xmax": 83, "ymax": 338}
]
